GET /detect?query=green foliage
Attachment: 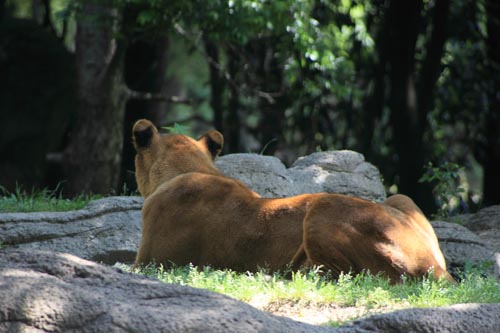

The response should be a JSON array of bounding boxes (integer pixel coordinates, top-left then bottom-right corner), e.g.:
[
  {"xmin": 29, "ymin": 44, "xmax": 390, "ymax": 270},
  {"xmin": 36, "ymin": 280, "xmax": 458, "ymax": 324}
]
[
  {"xmin": 121, "ymin": 263, "xmax": 500, "ymax": 325},
  {"xmin": 119, "ymin": 0, "xmax": 492, "ymax": 209},
  {"xmin": 419, "ymin": 162, "xmax": 465, "ymax": 218},
  {"xmin": 5, "ymin": 0, "xmax": 495, "ymax": 206},
  {"xmin": 0, "ymin": 184, "xmax": 101, "ymax": 213},
  {"xmin": 161, "ymin": 123, "xmax": 191, "ymax": 135},
  {"xmin": 124, "ymin": 0, "xmax": 374, "ymax": 141}
]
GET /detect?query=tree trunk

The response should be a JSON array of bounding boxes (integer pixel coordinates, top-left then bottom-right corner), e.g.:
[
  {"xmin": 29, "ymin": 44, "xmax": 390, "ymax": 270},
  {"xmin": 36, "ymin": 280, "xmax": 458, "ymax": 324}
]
[
  {"xmin": 63, "ymin": 2, "xmax": 127, "ymax": 196},
  {"xmin": 255, "ymin": 38, "xmax": 287, "ymax": 155},
  {"xmin": 386, "ymin": 0, "xmax": 436, "ymax": 212},
  {"xmin": 204, "ymin": 37, "xmax": 224, "ymax": 132},
  {"xmin": 483, "ymin": 0, "xmax": 500, "ymax": 206},
  {"xmin": 225, "ymin": 48, "xmax": 241, "ymax": 154},
  {"xmin": 358, "ymin": 1, "xmax": 388, "ymax": 161},
  {"xmin": 386, "ymin": 0, "xmax": 451, "ymax": 214},
  {"xmin": 417, "ymin": 0, "xmax": 450, "ymax": 212}
]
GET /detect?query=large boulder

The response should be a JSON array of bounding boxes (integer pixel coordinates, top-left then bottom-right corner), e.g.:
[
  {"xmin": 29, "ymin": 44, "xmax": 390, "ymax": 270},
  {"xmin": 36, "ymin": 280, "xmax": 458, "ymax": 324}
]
[
  {"xmin": 0, "ymin": 197, "xmax": 143, "ymax": 264},
  {"xmin": 288, "ymin": 151, "xmax": 386, "ymax": 202},
  {"xmin": 464, "ymin": 205, "xmax": 500, "ymax": 253},
  {"xmin": 1, "ymin": 249, "xmax": 499, "ymax": 333},
  {"xmin": 463, "ymin": 205, "xmax": 500, "ymax": 276},
  {"xmin": 216, "ymin": 154, "xmax": 295, "ymax": 198},
  {"xmin": 216, "ymin": 151, "xmax": 386, "ymax": 202},
  {"xmin": 0, "ymin": 249, "xmax": 332, "ymax": 333},
  {"xmin": 336, "ymin": 303, "xmax": 500, "ymax": 333},
  {"xmin": 431, "ymin": 221, "xmax": 498, "ymax": 276}
]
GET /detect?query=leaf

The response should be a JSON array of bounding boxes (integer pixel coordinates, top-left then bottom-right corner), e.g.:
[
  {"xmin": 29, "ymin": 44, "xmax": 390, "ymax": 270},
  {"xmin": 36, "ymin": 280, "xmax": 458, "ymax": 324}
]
[
  {"xmin": 137, "ymin": 10, "xmax": 156, "ymax": 25},
  {"xmin": 162, "ymin": 123, "xmax": 190, "ymax": 135}
]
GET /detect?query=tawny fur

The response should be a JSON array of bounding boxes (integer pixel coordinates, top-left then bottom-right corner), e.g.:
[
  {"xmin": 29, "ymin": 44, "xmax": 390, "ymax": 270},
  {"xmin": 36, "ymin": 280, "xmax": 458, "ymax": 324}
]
[{"xmin": 132, "ymin": 119, "xmax": 454, "ymax": 283}]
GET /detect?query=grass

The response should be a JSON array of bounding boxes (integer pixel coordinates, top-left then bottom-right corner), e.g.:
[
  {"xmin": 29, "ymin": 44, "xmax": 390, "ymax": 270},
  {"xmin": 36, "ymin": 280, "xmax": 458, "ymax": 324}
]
[
  {"xmin": 119, "ymin": 263, "xmax": 500, "ymax": 326},
  {"xmin": 0, "ymin": 185, "xmax": 101, "ymax": 213}
]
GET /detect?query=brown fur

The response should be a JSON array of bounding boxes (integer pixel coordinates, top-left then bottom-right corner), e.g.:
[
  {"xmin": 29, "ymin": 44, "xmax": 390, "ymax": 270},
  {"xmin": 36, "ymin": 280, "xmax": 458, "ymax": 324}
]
[{"xmin": 132, "ymin": 119, "xmax": 454, "ymax": 283}]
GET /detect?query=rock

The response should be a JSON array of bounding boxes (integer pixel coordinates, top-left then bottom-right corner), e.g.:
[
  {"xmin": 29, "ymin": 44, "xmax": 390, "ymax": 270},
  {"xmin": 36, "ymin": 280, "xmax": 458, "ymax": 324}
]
[
  {"xmin": 462, "ymin": 205, "xmax": 500, "ymax": 277},
  {"xmin": 431, "ymin": 221, "xmax": 497, "ymax": 276},
  {"xmin": 0, "ymin": 196, "xmax": 143, "ymax": 264},
  {"xmin": 0, "ymin": 249, "xmax": 332, "ymax": 333},
  {"xmin": 216, "ymin": 153, "xmax": 297, "ymax": 198},
  {"xmin": 216, "ymin": 151, "xmax": 386, "ymax": 202},
  {"xmin": 288, "ymin": 151, "xmax": 386, "ymax": 202},
  {"xmin": 464, "ymin": 205, "xmax": 500, "ymax": 252},
  {"xmin": 337, "ymin": 303, "xmax": 500, "ymax": 333}
]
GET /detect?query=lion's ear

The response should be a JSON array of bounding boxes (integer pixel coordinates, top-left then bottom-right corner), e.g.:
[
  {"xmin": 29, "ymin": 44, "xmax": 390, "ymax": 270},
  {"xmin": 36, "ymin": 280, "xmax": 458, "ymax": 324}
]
[
  {"xmin": 133, "ymin": 119, "xmax": 159, "ymax": 150},
  {"xmin": 199, "ymin": 130, "xmax": 224, "ymax": 159}
]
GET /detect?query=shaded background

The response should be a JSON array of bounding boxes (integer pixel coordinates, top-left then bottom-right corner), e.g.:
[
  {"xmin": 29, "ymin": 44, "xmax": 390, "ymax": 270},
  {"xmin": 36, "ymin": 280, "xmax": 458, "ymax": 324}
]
[{"xmin": 1, "ymin": 0, "xmax": 499, "ymax": 215}]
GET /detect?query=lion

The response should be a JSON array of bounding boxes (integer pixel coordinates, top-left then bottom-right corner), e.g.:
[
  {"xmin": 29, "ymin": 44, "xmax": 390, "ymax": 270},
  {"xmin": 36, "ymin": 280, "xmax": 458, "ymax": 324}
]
[{"xmin": 132, "ymin": 119, "xmax": 454, "ymax": 283}]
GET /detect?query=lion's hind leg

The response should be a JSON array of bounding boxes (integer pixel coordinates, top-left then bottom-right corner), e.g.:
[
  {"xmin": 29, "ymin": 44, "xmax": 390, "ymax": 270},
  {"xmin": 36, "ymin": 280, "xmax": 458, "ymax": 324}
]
[
  {"xmin": 383, "ymin": 194, "xmax": 425, "ymax": 216},
  {"xmin": 384, "ymin": 194, "xmax": 456, "ymax": 283},
  {"xmin": 300, "ymin": 196, "xmax": 403, "ymax": 280}
]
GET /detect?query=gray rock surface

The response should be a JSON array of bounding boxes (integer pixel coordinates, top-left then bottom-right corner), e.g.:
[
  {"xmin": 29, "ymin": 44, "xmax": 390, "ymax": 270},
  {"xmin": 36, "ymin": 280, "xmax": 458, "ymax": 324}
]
[
  {"xmin": 0, "ymin": 196, "xmax": 143, "ymax": 264},
  {"xmin": 431, "ymin": 221, "xmax": 497, "ymax": 275},
  {"xmin": 463, "ymin": 205, "xmax": 500, "ymax": 276},
  {"xmin": 465, "ymin": 205, "xmax": 500, "ymax": 252},
  {"xmin": 216, "ymin": 153, "xmax": 296, "ymax": 198},
  {"xmin": 216, "ymin": 151, "xmax": 386, "ymax": 202},
  {"xmin": 0, "ymin": 249, "xmax": 332, "ymax": 333},
  {"xmin": 336, "ymin": 303, "xmax": 500, "ymax": 333},
  {"xmin": 289, "ymin": 151, "xmax": 386, "ymax": 202}
]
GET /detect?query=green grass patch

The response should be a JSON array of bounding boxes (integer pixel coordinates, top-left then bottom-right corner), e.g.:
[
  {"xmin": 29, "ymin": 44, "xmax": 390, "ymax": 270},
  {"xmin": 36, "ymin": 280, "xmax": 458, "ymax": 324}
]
[
  {"xmin": 0, "ymin": 185, "xmax": 101, "ymax": 213},
  {"xmin": 120, "ymin": 263, "xmax": 500, "ymax": 324}
]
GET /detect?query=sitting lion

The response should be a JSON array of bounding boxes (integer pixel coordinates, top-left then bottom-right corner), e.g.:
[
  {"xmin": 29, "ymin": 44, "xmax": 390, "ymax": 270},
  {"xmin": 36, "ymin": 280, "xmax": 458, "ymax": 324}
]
[{"xmin": 132, "ymin": 119, "xmax": 454, "ymax": 283}]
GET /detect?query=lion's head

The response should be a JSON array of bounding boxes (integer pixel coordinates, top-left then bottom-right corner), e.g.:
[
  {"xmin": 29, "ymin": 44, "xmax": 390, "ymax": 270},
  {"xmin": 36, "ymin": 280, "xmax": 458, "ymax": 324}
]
[{"xmin": 132, "ymin": 119, "xmax": 223, "ymax": 198}]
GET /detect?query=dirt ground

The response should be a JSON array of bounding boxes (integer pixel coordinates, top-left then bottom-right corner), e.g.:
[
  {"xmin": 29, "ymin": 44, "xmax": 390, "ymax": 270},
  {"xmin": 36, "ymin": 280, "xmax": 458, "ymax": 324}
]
[{"xmin": 251, "ymin": 299, "xmax": 409, "ymax": 326}]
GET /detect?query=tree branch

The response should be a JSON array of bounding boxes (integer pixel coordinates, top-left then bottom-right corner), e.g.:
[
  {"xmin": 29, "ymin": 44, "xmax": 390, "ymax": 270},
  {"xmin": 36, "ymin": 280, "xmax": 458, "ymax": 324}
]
[{"xmin": 173, "ymin": 23, "xmax": 283, "ymax": 104}]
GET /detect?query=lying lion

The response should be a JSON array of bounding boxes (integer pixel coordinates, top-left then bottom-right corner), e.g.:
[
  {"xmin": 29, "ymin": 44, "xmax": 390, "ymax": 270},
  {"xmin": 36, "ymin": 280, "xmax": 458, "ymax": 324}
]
[{"xmin": 132, "ymin": 119, "xmax": 454, "ymax": 283}]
